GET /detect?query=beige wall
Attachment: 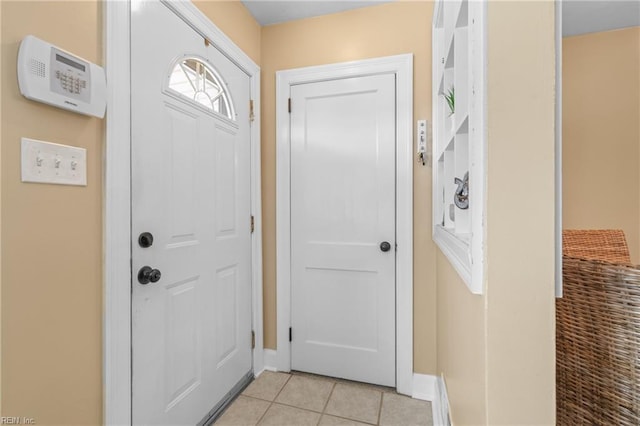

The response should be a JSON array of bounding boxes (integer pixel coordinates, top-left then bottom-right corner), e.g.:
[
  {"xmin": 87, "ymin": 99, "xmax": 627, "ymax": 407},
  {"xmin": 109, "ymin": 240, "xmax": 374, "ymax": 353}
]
[
  {"xmin": 435, "ymin": 255, "xmax": 486, "ymax": 424},
  {"xmin": 0, "ymin": 1, "xmax": 260, "ymax": 424},
  {"xmin": 260, "ymin": 2, "xmax": 437, "ymax": 374},
  {"xmin": 1, "ymin": 2, "xmax": 103, "ymax": 424},
  {"xmin": 193, "ymin": 0, "xmax": 261, "ymax": 65},
  {"xmin": 563, "ymin": 27, "xmax": 640, "ymax": 263},
  {"xmin": 436, "ymin": 2, "xmax": 556, "ymax": 424},
  {"xmin": 484, "ymin": 2, "xmax": 556, "ymax": 423}
]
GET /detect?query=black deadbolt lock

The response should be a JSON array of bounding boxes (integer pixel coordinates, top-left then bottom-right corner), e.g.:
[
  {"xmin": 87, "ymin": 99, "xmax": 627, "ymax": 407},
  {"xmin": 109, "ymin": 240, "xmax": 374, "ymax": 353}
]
[
  {"xmin": 138, "ymin": 232, "xmax": 154, "ymax": 248},
  {"xmin": 138, "ymin": 266, "xmax": 161, "ymax": 284},
  {"xmin": 380, "ymin": 241, "xmax": 392, "ymax": 252}
]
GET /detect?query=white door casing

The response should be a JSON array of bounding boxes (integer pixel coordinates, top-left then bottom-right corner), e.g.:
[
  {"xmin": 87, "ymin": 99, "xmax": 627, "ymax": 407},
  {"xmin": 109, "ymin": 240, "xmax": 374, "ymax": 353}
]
[
  {"xmin": 276, "ymin": 55, "xmax": 414, "ymax": 395},
  {"xmin": 290, "ymin": 74, "xmax": 397, "ymax": 386},
  {"xmin": 104, "ymin": 1, "xmax": 263, "ymax": 424}
]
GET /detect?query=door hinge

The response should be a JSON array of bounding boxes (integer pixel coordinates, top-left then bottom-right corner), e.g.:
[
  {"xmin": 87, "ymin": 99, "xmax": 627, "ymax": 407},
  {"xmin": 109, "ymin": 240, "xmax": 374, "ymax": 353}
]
[
  {"xmin": 289, "ymin": 327, "xmax": 292, "ymax": 342},
  {"xmin": 288, "ymin": 98, "xmax": 291, "ymax": 113},
  {"xmin": 250, "ymin": 215, "xmax": 255, "ymax": 233},
  {"xmin": 251, "ymin": 330, "xmax": 256, "ymax": 349},
  {"xmin": 249, "ymin": 99, "xmax": 255, "ymax": 122}
]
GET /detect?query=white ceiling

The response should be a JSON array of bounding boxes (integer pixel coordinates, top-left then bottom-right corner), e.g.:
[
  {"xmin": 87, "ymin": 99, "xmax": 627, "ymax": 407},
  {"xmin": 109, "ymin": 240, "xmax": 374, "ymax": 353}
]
[
  {"xmin": 563, "ymin": 0, "xmax": 640, "ymax": 37},
  {"xmin": 241, "ymin": 0, "xmax": 394, "ymax": 26}
]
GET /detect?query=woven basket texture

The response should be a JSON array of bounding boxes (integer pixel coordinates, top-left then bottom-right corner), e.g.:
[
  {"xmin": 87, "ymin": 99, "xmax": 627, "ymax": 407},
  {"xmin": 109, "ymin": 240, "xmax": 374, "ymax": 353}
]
[
  {"xmin": 563, "ymin": 229, "xmax": 631, "ymax": 264},
  {"xmin": 558, "ymin": 230, "xmax": 639, "ymax": 425}
]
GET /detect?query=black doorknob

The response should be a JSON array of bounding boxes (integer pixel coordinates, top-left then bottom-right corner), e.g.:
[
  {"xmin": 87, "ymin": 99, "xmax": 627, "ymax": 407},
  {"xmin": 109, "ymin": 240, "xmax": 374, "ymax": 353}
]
[
  {"xmin": 138, "ymin": 232, "xmax": 154, "ymax": 248},
  {"xmin": 138, "ymin": 266, "xmax": 162, "ymax": 284},
  {"xmin": 380, "ymin": 241, "xmax": 392, "ymax": 252}
]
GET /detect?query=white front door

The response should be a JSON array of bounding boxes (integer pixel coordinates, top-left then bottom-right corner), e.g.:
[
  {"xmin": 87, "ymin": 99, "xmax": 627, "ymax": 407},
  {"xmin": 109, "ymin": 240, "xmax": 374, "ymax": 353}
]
[
  {"xmin": 131, "ymin": 2, "xmax": 253, "ymax": 424},
  {"xmin": 290, "ymin": 74, "xmax": 396, "ymax": 387}
]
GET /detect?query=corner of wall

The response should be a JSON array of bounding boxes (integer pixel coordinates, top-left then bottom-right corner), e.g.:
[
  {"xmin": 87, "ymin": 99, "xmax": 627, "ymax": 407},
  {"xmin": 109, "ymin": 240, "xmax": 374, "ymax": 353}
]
[{"xmin": 485, "ymin": 1, "xmax": 556, "ymax": 424}]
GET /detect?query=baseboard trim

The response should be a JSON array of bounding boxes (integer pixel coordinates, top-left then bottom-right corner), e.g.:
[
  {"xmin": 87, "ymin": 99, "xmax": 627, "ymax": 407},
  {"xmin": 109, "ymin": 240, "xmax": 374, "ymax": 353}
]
[
  {"xmin": 432, "ymin": 375, "xmax": 451, "ymax": 426},
  {"xmin": 412, "ymin": 373, "xmax": 437, "ymax": 401},
  {"xmin": 263, "ymin": 349, "xmax": 278, "ymax": 372},
  {"xmin": 432, "ymin": 390, "xmax": 444, "ymax": 426}
]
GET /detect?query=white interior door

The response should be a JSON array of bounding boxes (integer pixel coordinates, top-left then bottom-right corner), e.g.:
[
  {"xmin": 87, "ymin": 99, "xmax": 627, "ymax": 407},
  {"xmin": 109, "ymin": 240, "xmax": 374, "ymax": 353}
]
[
  {"xmin": 131, "ymin": 2, "xmax": 252, "ymax": 424},
  {"xmin": 290, "ymin": 74, "xmax": 396, "ymax": 387}
]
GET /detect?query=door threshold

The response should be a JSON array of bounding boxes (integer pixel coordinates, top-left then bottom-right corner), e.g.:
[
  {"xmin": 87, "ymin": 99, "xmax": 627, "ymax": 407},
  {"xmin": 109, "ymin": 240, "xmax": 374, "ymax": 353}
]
[{"xmin": 199, "ymin": 371, "xmax": 254, "ymax": 426}]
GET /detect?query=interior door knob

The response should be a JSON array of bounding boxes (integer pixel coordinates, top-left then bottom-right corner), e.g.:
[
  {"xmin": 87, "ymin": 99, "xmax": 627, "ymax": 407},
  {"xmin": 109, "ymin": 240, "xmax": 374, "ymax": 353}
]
[
  {"xmin": 138, "ymin": 232, "xmax": 154, "ymax": 248},
  {"xmin": 138, "ymin": 266, "xmax": 162, "ymax": 284},
  {"xmin": 380, "ymin": 241, "xmax": 391, "ymax": 252}
]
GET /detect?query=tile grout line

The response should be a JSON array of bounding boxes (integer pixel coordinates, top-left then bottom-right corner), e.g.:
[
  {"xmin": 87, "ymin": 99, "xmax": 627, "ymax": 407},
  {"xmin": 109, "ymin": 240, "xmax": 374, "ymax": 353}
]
[
  {"xmin": 254, "ymin": 374, "xmax": 346, "ymax": 417},
  {"xmin": 275, "ymin": 373, "xmax": 338, "ymax": 422},
  {"xmin": 316, "ymin": 381, "xmax": 338, "ymax": 425},
  {"xmin": 321, "ymin": 381, "xmax": 337, "ymax": 414},
  {"xmin": 325, "ymin": 413, "xmax": 377, "ymax": 426},
  {"xmin": 273, "ymin": 373, "xmax": 293, "ymax": 401},
  {"xmin": 277, "ymin": 374, "xmax": 381, "ymax": 425},
  {"xmin": 376, "ymin": 391, "xmax": 384, "ymax": 426},
  {"xmin": 322, "ymin": 381, "xmax": 380, "ymax": 426},
  {"xmin": 254, "ymin": 401, "xmax": 274, "ymax": 426},
  {"xmin": 254, "ymin": 373, "xmax": 293, "ymax": 426}
]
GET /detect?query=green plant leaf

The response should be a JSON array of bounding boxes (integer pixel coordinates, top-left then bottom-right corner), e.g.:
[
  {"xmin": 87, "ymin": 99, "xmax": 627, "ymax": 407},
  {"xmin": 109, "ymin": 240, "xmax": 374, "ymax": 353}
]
[{"xmin": 442, "ymin": 86, "xmax": 455, "ymax": 115}]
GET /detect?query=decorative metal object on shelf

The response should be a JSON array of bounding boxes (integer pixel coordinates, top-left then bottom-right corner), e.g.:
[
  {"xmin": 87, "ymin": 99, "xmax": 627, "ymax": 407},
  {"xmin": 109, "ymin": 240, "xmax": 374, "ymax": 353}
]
[{"xmin": 454, "ymin": 171, "xmax": 469, "ymax": 209}]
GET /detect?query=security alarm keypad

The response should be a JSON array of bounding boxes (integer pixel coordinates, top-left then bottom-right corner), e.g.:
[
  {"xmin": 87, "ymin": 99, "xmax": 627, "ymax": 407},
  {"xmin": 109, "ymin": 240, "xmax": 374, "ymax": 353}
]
[
  {"xmin": 50, "ymin": 48, "xmax": 91, "ymax": 103},
  {"xmin": 17, "ymin": 35, "xmax": 106, "ymax": 118}
]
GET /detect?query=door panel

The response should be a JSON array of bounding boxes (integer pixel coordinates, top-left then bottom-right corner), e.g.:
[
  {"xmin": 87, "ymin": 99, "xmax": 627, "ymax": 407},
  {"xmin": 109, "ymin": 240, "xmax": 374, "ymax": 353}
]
[
  {"xmin": 165, "ymin": 279, "xmax": 200, "ymax": 409},
  {"xmin": 290, "ymin": 74, "xmax": 396, "ymax": 387},
  {"xmin": 131, "ymin": 2, "xmax": 252, "ymax": 424},
  {"xmin": 165, "ymin": 105, "xmax": 198, "ymax": 241},
  {"xmin": 216, "ymin": 265, "xmax": 239, "ymax": 364},
  {"xmin": 215, "ymin": 125, "xmax": 238, "ymax": 236}
]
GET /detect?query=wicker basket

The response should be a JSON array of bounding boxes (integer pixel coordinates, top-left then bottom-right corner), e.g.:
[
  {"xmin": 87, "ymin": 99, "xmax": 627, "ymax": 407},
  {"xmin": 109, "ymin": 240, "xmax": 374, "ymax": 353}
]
[
  {"xmin": 557, "ymin": 230, "xmax": 640, "ymax": 425},
  {"xmin": 562, "ymin": 229, "xmax": 631, "ymax": 264}
]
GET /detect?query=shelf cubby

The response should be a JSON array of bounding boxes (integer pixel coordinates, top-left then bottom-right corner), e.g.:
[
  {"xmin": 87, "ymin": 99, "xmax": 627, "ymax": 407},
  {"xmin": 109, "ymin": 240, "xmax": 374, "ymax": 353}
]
[
  {"xmin": 453, "ymin": 133, "xmax": 469, "ymax": 234},
  {"xmin": 454, "ymin": 26, "xmax": 468, "ymax": 123},
  {"xmin": 443, "ymin": 146, "xmax": 455, "ymax": 229},
  {"xmin": 432, "ymin": 0, "xmax": 486, "ymax": 294}
]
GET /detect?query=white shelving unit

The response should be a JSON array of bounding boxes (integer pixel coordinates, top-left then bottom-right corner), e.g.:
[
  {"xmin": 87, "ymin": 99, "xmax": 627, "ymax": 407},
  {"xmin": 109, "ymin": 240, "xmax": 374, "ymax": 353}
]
[{"xmin": 432, "ymin": 0, "xmax": 486, "ymax": 294}]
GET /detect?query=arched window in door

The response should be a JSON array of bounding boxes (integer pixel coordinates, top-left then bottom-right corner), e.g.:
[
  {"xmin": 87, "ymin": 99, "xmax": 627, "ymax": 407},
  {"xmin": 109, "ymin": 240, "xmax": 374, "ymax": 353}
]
[{"xmin": 167, "ymin": 57, "xmax": 234, "ymax": 119}]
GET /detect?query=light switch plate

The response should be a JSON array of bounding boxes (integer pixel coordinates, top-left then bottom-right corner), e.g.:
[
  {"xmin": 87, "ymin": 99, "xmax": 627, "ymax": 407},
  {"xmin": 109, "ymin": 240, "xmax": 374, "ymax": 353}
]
[
  {"xmin": 417, "ymin": 119, "xmax": 428, "ymax": 154},
  {"xmin": 21, "ymin": 137, "xmax": 87, "ymax": 186}
]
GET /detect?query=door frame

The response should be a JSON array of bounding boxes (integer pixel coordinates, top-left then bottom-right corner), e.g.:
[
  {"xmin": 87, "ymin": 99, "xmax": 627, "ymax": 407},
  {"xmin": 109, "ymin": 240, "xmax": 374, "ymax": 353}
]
[
  {"xmin": 275, "ymin": 54, "xmax": 414, "ymax": 395},
  {"xmin": 104, "ymin": 1, "xmax": 263, "ymax": 424}
]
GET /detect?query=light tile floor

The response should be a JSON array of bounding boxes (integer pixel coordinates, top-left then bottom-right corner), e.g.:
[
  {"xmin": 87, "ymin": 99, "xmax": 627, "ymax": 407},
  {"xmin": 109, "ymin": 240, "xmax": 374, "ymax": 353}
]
[{"xmin": 214, "ymin": 371, "xmax": 433, "ymax": 426}]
